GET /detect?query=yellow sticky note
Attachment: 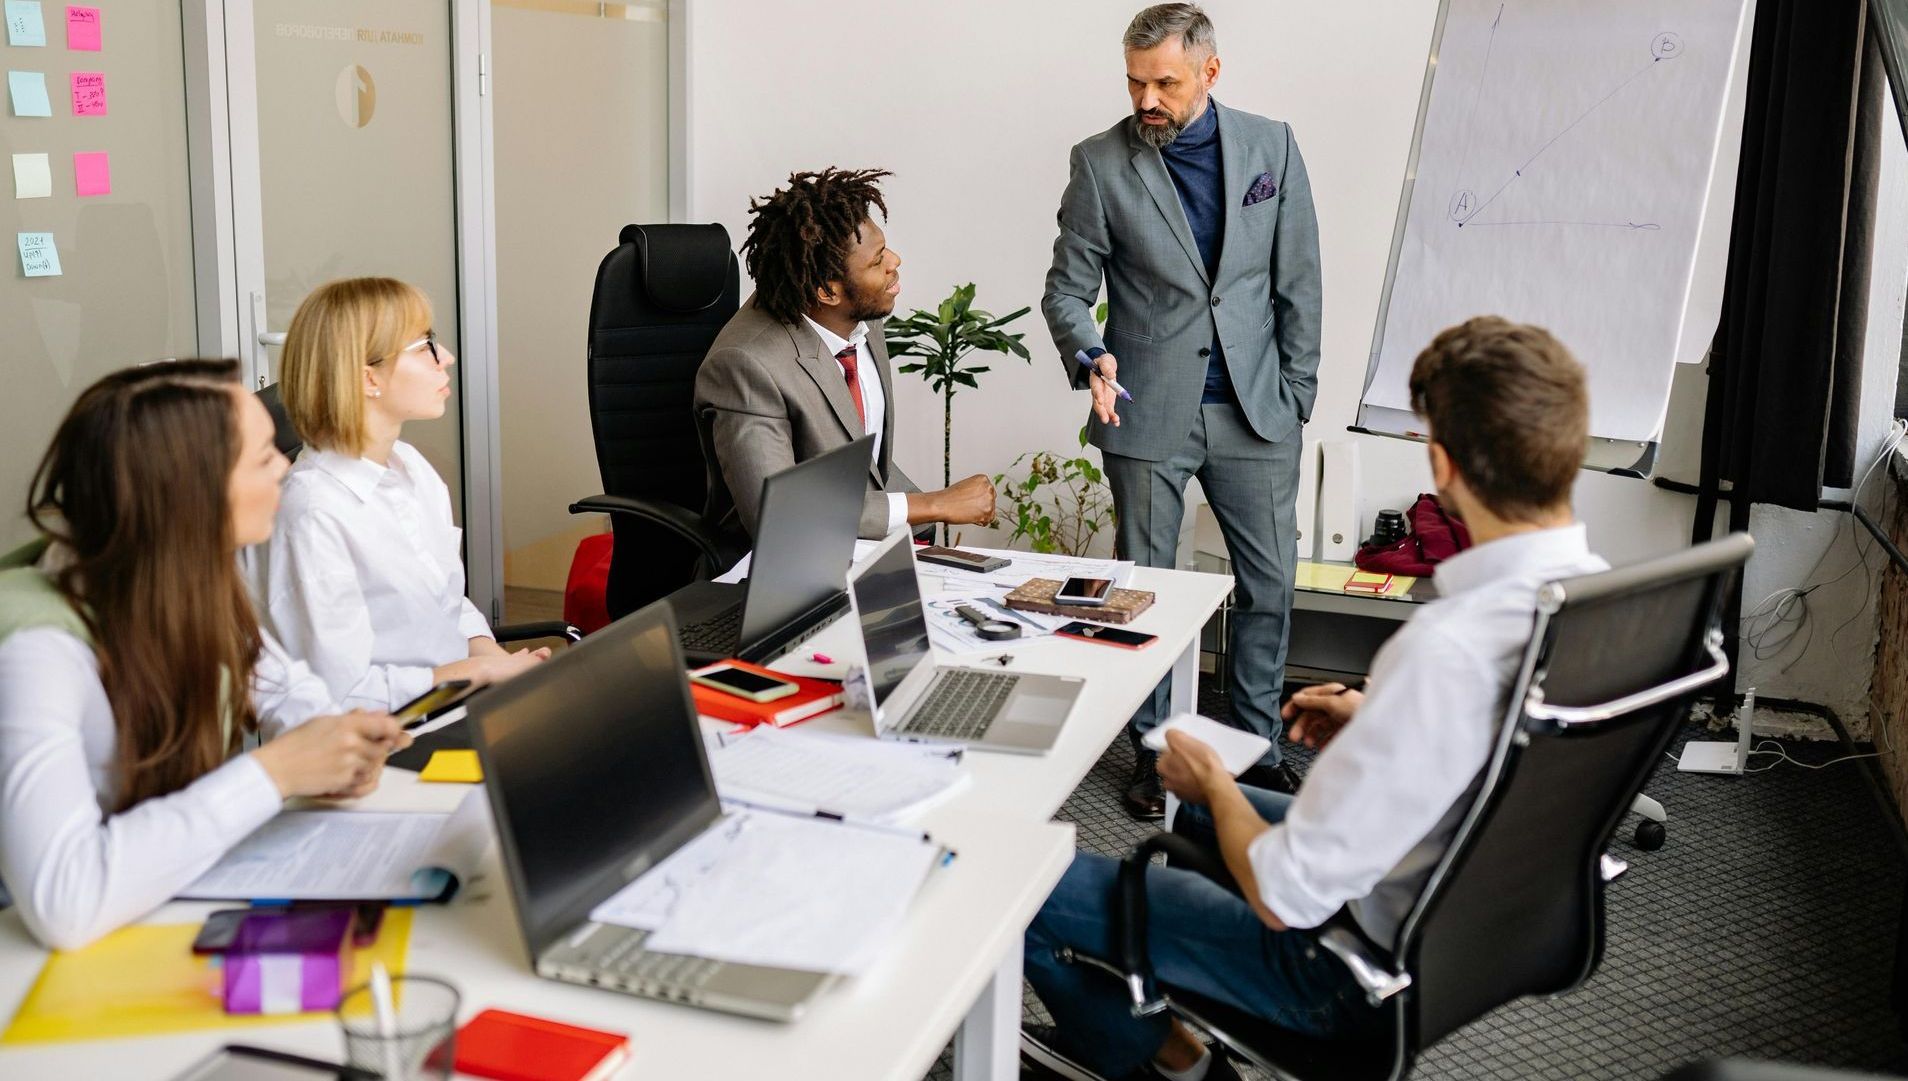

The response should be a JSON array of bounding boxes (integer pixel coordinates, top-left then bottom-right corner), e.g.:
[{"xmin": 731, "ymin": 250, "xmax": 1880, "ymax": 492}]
[
  {"xmin": 418, "ymin": 749, "xmax": 482, "ymax": 783},
  {"xmin": 1, "ymin": 910, "xmax": 413, "ymax": 1044}
]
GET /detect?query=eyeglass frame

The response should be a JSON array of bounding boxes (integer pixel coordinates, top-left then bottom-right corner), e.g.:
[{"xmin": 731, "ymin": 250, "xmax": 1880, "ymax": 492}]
[{"xmin": 368, "ymin": 330, "xmax": 441, "ymax": 368}]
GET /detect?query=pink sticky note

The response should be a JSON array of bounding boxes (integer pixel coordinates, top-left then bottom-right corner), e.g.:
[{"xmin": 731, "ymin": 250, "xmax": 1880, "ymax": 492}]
[
  {"xmin": 72, "ymin": 151, "xmax": 106, "ymax": 196},
  {"xmin": 65, "ymin": 6, "xmax": 98, "ymax": 50},
  {"xmin": 69, "ymin": 70, "xmax": 103, "ymax": 115}
]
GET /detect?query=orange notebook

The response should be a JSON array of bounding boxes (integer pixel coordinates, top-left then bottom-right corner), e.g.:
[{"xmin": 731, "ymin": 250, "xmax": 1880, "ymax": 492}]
[
  {"xmin": 688, "ymin": 659, "xmax": 844, "ymax": 728},
  {"xmin": 454, "ymin": 1008, "xmax": 629, "ymax": 1081}
]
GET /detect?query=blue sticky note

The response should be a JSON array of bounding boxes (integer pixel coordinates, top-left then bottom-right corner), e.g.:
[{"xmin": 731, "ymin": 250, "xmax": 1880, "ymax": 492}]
[
  {"xmin": 18, "ymin": 232, "xmax": 61, "ymax": 277},
  {"xmin": 8, "ymin": 70, "xmax": 50, "ymax": 117},
  {"xmin": 5, "ymin": 1, "xmax": 46, "ymax": 47}
]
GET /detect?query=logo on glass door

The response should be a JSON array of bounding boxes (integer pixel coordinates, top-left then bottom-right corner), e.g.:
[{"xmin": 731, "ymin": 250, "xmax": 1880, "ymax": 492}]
[{"xmin": 335, "ymin": 64, "xmax": 377, "ymax": 128}]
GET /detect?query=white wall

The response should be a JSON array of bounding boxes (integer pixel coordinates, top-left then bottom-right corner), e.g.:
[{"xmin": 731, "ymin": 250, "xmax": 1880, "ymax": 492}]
[{"xmin": 686, "ymin": 0, "xmax": 1903, "ymax": 729}]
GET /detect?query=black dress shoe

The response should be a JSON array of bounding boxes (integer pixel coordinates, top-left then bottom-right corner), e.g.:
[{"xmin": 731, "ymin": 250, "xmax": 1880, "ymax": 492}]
[
  {"xmin": 1022, "ymin": 1023, "xmax": 1243, "ymax": 1081},
  {"xmin": 1235, "ymin": 759, "xmax": 1303, "ymax": 795},
  {"xmin": 1124, "ymin": 748, "xmax": 1166, "ymax": 820}
]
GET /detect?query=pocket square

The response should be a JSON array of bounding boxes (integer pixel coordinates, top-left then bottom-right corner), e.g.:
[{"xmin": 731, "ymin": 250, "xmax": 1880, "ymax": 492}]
[{"xmin": 1243, "ymin": 172, "xmax": 1278, "ymax": 206}]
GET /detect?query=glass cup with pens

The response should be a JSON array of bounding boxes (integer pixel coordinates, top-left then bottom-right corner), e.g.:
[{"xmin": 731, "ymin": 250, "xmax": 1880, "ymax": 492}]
[{"xmin": 336, "ymin": 964, "xmax": 460, "ymax": 1080}]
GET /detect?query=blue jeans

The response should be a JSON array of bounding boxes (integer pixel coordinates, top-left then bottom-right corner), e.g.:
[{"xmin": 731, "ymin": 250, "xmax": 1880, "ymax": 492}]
[{"xmin": 1024, "ymin": 788, "xmax": 1375, "ymax": 1078}]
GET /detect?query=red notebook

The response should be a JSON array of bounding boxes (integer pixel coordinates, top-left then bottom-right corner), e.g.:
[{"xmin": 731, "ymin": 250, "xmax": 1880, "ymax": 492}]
[
  {"xmin": 688, "ymin": 659, "xmax": 845, "ymax": 728},
  {"xmin": 454, "ymin": 1008, "xmax": 629, "ymax": 1081}
]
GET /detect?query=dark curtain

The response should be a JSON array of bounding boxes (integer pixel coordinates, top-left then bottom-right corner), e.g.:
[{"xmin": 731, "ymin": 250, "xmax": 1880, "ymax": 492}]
[{"xmin": 1700, "ymin": 0, "xmax": 1880, "ymax": 521}]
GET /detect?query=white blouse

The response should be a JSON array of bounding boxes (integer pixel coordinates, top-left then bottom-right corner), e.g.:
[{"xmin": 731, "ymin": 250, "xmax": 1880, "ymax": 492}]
[
  {"xmin": 0, "ymin": 626, "xmax": 335, "ymax": 949},
  {"xmin": 252, "ymin": 441, "xmax": 492, "ymax": 711}
]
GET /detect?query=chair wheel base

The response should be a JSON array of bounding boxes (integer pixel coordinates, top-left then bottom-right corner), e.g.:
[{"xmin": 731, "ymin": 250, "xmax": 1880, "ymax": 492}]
[{"xmin": 1634, "ymin": 819, "xmax": 1666, "ymax": 850}]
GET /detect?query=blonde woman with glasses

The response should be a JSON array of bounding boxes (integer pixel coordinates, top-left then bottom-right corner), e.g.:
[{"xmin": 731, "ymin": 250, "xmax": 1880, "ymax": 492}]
[{"xmin": 253, "ymin": 277, "xmax": 547, "ymax": 712}]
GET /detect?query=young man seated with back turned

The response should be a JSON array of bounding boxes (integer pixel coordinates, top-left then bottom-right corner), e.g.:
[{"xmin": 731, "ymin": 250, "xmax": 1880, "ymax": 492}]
[{"xmin": 1020, "ymin": 316, "xmax": 1610, "ymax": 1081}]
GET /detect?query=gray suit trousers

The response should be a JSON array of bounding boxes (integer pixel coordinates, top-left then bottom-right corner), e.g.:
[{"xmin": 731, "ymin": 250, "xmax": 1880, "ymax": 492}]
[{"xmin": 1104, "ymin": 400, "xmax": 1298, "ymax": 762}]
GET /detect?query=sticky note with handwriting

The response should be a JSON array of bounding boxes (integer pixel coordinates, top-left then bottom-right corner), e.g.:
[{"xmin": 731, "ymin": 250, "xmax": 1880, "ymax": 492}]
[
  {"xmin": 64, "ymin": 5, "xmax": 97, "ymax": 50},
  {"xmin": 5, "ymin": 1, "xmax": 45, "ymax": 47},
  {"xmin": 69, "ymin": 70, "xmax": 102, "ymax": 115},
  {"xmin": 8, "ymin": 70, "xmax": 51, "ymax": 117},
  {"xmin": 18, "ymin": 232, "xmax": 61, "ymax": 278},
  {"xmin": 72, "ymin": 151, "xmax": 107, "ymax": 196}
]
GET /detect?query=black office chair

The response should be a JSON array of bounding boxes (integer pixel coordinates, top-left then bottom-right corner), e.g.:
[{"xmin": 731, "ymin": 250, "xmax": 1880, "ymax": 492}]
[
  {"xmin": 1663, "ymin": 1062, "xmax": 1903, "ymax": 1081},
  {"xmin": 255, "ymin": 384, "xmax": 577, "ymax": 646},
  {"xmin": 568, "ymin": 223, "xmax": 747, "ymax": 622},
  {"xmin": 1082, "ymin": 533, "xmax": 1756, "ymax": 1081}
]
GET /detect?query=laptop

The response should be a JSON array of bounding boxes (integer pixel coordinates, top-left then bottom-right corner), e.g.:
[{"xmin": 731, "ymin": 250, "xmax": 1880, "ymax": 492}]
[
  {"xmin": 468, "ymin": 601, "xmax": 833, "ymax": 1021},
  {"xmin": 669, "ymin": 436, "xmax": 873, "ymax": 666},
  {"xmin": 846, "ymin": 532, "xmax": 1084, "ymax": 754}
]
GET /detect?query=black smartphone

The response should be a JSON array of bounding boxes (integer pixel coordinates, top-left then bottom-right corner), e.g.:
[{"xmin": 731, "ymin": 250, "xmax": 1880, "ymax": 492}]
[
  {"xmin": 1053, "ymin": 621, "xmax": 1158, "ymax": 649},
  {"xmin": 689, "ymin": 663, "xmax": 800, "ymax": 703},
  {"xmin": 1056, "ymin": 576, "xmax": 1115, "ymax": 606},
  {"xmin": 395, "ymin": 678, "xmax": 477, "ymax": 730},
  {"xmin": 191, "ymin": 907, "xmax": 272, "ymax": 954}
]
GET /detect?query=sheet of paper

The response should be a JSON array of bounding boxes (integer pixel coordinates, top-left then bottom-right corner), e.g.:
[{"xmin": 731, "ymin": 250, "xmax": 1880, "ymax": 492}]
[
  {"xmin": 12, "ymin": 152, "xmax": 49, "ymax": 199},
  {"xmin": 68, "ymin": 69, "xmax": 102, "ymax": 114},
  {"xmin": 182, "ymin": 791, "xmax": 488, "ymax": 900},
  {"xmin": 71, "ymin": 149, "xmax": 106, "ymax": 195},
  {"xmin": 5, "ymin": 1, "xmax": 44, "ymax": 46},
  {"xmin": 1141, "ymin": 713, "xmax": 1273, "ymax": 776},
  {"xmin": 63, "ymin": 4, "xmax": 97, "ymax": 50},
  {"xmin": 590, "ymin": 813, "xmax": 752, "ymax": 932},
  {"xmin": 716, "ymin": 537, "xmax": 882, "ymax": 586},
  {"xmin": 1362, "ymin": 0, "xmax": 1749, "ymax": 441},
  {"xmin": 921, "ymin": 545, "xmax": 1133, "ymax": 591},
  {"xmin": 18, "ymin": 231, "xmax": 59, "ymax": 277},
  {"xmin": 709, "ymin": 726, "xmax": 967, "ymax": 823},
  {"xmin": 640, "ymin": 811, "xmax": 940, "ymax": 975},
  {"xmin": 922, "ymin": 590, "xmax": 1056, "ymax": 655},
  {"xmin": 8, "ymin": 70, "xmax": 51, "ymax": 116},
  {"xmin": 294, "ymin": 766, "xmax": 473, "ymax": 815}
]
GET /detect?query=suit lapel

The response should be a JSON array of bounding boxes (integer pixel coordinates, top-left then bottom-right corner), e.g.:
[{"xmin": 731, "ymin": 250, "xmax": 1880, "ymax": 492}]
[
  {"xmin": 788, "ymin": 319, "xmax": 867, "ymax": 444},
  {"xmin": 866, "ymin": 325, "xmax": 899, "ymax": 487},
  {"xmin": 1128, "ymin": 123, "xmax": 1211, "ymax": 288},
  {"xmin": 1215, "ymin": 101, "xmax": 1252, "ymax": 281}
]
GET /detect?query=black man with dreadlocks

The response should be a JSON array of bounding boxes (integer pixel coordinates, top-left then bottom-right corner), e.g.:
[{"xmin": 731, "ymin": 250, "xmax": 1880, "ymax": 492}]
[{"xmin": 694, "ymin": 167, "xmax": 998, "ymax": 540}]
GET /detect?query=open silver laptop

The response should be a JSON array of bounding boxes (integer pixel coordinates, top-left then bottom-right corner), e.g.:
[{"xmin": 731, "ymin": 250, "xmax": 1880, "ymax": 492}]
[
  {"xmin": 468, "ymin": 602, "xmax": 831, "ymax": 1021},
  {"xmin": 846, "ymin": 532, "xmax": 1083, "ymax": 754}
]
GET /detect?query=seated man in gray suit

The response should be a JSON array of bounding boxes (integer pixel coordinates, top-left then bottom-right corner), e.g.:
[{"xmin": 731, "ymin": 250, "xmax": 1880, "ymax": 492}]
[{"xmin": 695, "ymin": 167, "xmax": 997, "ymax": 540}]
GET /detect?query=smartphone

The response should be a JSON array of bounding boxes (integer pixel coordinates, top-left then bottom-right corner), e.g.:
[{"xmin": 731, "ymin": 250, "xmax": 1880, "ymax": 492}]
[
  {"xmin": 395, "ymin": 679, "xmax": 477, "ymax": 730},
  {"xmin": 689, "ymin": 663, "xmax": 800, "ymax": 703},
  {"xmin": 1054, "ymin": 620, "xmax": 1157, "ymax": 649},
  {"xmin": 191, "ymin": 908, "xmax": 264, "ymax": 954},
  {"xmin": 1056, "ymin": 576, "xmax": 1115, "ymax": 607}
]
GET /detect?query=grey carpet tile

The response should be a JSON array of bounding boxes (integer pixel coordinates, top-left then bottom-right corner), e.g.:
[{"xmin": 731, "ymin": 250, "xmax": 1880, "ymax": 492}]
[{"xmin": 922, "ymin": 687, "xmax": 1908, "ymax": 1081}]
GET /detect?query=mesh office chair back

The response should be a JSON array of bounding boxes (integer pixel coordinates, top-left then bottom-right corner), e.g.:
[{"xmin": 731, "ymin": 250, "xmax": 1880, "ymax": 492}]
[
  {"xmin": 1399, "ymin": 533, "xmax": 1753, "ymax": 1049},
  {"xmin": 584, "ymin": 224, "xmax": 740, "ymax": 617}
]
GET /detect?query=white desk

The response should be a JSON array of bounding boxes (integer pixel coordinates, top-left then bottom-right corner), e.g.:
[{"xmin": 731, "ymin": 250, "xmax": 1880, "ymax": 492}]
[{"xmin": 0, "ymin": 564, "xmax": 1233, "ymax": 1081}]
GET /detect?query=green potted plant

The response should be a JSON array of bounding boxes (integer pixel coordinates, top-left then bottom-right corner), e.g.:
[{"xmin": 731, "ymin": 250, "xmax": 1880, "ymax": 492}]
[
  {"xmin": 884, "ymin": 283, "xmax": 1032, "ymax": 494},
  {"xmin": 992, "ymin": 426, "xmax": 1116, "ymax": 557}
]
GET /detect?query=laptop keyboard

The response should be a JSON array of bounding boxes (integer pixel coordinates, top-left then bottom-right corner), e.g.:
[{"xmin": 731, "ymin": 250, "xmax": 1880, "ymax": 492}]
[
  {"xmin": 901, "ymin": 668, "xmax": 1019, "ymax": 741},
  {"xmin": 680, "ymin": 604, "xmax": 743, "ymax": 655},
  {"xmin": 595, "ymin": 930, "xmax": 723, "ymax": 989}
]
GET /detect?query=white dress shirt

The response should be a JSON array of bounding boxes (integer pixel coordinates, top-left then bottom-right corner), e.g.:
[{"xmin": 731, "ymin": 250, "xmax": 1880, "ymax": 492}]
[
  {"xmin": 803, "ymin": 316, "xmax": 909, "ymax": 535},
  {"xmin": 1248, "ymin": 524, "xmax": 1608, "ymax": 944},
  {"xmin": 253, "ymin": 441, "xmax": 492, "ymax": 711},
  {"xmin": 0, "ymin": 624, "xmax": 335, "ymax": 948}
]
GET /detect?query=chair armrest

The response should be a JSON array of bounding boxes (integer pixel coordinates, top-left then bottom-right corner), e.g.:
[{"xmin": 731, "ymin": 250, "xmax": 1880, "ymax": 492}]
[
  {"xmin": 1316, "ymin": 925, "xmax": 1412, "ymax": 1005},
  {"xmin": 493, "ymin": 621, "xmax": 582, "ymax": 645},
  {"xmin": 568, "ymin": 494, "xmax": 734, "ymax": 570}
]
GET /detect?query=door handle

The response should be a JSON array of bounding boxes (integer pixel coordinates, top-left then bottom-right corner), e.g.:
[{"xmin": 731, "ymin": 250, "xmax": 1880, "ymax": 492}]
[{"xmin": 258, "ymin": 331, "xmax": 287, "ymax": 347}]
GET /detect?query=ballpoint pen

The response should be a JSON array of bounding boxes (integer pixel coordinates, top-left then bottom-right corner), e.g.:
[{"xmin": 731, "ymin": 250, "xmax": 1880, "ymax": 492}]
[{"xmin": 1075, "ymin": 350, "xmax": 1134, "ymax": 401}]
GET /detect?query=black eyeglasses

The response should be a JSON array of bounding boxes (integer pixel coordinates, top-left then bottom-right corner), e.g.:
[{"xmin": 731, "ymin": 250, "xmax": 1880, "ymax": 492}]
[{"xmin": 371, "ymin": 331, "xmax": 441, "ymax": 367}]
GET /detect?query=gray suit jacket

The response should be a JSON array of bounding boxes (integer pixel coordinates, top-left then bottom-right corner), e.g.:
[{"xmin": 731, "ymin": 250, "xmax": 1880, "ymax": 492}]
[
  {"xmin": 693, "ymin": 297, "xmax": 916, "ymax": 539},
  {"xmin": 1043, "ymin": 101, "xmax": 1323, "ymax": 462}
]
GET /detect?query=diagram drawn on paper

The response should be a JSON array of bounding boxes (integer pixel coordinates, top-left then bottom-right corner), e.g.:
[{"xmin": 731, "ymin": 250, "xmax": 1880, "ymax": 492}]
[{"xmin": 1363, "ymin": 0, "xmax": 1749, "ymax": 443}]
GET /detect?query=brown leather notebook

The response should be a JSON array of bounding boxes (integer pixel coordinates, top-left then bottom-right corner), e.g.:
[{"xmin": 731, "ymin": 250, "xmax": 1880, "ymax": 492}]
[{"xmin": 1004, "ymin": 578, "xmax": 1155, "ymax": 625}]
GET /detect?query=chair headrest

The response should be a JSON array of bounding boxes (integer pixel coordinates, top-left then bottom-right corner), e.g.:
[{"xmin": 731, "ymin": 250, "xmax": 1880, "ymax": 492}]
[{"xmin": 619, "ymin": 223, "xmax": 734, "ymax": 313}]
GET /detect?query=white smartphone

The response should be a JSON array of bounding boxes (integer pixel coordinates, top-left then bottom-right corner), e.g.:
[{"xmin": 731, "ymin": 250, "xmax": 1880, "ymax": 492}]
[
  {"xmin": 1056, "ymin": 576, "xmax": 1115, "ymax": 607},
  {"xmin": 689, "ymin": 663, "xmax": 800, "ymax": 703}
]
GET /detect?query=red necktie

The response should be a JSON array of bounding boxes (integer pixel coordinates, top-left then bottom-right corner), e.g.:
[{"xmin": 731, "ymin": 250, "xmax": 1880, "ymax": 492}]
[{"xmin": 835, "ymin": 344, "xmax": 867, "ymax": 428}]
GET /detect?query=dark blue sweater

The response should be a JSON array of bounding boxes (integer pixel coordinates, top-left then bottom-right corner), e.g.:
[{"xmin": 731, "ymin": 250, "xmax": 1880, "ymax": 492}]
[{"xmin": 1160, "ymin": 101, "xmax": 1230, "ymax": 404}]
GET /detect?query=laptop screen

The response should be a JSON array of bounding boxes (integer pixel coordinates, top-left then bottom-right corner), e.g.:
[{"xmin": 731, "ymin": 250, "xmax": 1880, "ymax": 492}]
[
  {"xmin": 469, "ymin": 602, "xmax": 721, "ymax": 957},
  {"xmin": 739, "ymin": 435, "xmax": 872, "ymax": 646},
  {"xmin": 849, "ymin": 535, "xmax": 934, "ymax": 708}
]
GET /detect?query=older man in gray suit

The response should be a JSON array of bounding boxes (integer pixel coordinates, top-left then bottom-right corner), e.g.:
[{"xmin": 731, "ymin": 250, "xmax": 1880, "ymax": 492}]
[
  {"xmin": 697, "ymin": 168, "xmax": 997, "ymax": 541},
  {"xmin": 1044, "ymin": 3, "xmax": 1322, "ymax": 819}
]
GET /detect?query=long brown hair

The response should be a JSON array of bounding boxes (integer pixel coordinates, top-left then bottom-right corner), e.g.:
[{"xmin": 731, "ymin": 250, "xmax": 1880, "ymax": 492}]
[{"xmin": 27, "ymin": 359, "xmax": 263, "ymax": 810}]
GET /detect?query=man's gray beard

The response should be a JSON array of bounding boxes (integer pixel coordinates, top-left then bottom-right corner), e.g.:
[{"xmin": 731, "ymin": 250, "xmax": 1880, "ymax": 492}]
[{"xmin": 1134, "ymin": 113, "xmax": 1182, "ymax": 149}]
